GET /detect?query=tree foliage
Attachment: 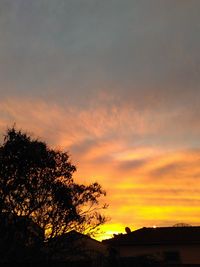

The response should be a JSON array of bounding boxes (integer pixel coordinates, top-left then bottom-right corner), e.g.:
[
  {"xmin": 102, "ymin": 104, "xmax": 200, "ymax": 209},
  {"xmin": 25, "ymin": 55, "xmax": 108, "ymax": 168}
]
[{"xmin": 0, "ymin": 127, "xmax": 107, "ymax": 240}]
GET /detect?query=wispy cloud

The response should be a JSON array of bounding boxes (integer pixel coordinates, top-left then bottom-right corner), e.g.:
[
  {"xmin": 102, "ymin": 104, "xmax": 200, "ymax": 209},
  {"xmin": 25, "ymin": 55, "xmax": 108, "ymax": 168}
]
[{"xmin": 1, "ymin": 0, "xmax": 200, "ymax": 238}]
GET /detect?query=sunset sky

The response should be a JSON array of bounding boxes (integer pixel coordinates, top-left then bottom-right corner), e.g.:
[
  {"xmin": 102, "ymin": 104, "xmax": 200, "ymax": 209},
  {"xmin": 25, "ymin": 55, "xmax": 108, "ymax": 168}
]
[{"xmin": 1, "ymin": 0, "xmax": 200, "ymax": 240}]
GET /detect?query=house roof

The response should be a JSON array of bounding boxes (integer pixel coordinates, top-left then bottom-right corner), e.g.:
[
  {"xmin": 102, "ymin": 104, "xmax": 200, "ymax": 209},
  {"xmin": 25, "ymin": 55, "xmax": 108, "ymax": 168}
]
[
  {"xmin": 50, "ymin": 230, "xmax": 102, "ymax": 246},
  {"xmin": 103, "ymin": 226, "xmax": 200, "ymax": 246},
  {"xmin": 47, "ymin": 230, "xmax": 108, "ymax": 259}
]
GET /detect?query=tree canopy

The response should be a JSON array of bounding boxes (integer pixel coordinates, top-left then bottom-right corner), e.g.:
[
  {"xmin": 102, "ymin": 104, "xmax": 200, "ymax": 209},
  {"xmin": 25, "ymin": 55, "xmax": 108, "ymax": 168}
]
[{"xmin": 0, "ymin": 127, "xmax": 107, "ymax": 241}]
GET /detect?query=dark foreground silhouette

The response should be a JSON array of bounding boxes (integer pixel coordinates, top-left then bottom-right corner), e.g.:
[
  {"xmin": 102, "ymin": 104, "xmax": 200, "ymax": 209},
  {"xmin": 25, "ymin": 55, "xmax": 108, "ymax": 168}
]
[{"xmin": 0, "ymin": 127, "xmax": 107, "ymax": 265}]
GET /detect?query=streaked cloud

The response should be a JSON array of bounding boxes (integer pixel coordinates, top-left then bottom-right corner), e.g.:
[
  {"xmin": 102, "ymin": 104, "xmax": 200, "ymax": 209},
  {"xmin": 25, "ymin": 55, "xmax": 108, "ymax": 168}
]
[
  {"xmin": 1, "ymin": 96, "xmax": 200, "ymax": 238},
  {"xmin": 0, "ymin": 1, "xmax": 200, "ymax": 239}
]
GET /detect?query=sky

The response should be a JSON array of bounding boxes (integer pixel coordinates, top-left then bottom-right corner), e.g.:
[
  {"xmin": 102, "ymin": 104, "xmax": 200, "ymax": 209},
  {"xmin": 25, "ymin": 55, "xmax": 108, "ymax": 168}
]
[{"xmin": 1, "ymin": 0, "xmax": 200, "ymax": 240}]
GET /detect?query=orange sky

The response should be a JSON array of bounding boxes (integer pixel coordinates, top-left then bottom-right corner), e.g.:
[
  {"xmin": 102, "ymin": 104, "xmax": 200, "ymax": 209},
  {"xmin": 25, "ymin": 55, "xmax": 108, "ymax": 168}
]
[
  {"xmin": 1, "ymin": 97, "xmax": 200, "ymax": 240},
  {"xmin": 1, "ymin": 1, "xmax": 200, "ymax": 240}
]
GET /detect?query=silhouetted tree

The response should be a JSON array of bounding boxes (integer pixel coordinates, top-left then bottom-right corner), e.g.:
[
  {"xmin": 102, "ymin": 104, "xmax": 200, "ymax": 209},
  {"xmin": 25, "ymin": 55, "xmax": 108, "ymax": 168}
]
[{"xmin": 0, "ymin": 127, "xmax": 107, "ymax": 244}]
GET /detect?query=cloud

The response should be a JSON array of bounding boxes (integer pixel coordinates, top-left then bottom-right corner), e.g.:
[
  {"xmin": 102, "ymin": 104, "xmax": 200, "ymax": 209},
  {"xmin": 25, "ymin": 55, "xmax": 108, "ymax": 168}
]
[
  {"xmin": 1, "ymin": 0, "xmax": 200, "ymax": 108},
  {"xmin": 1, "ymin": 0, "xmax": 200, "ymax": 237},
  {"xmin": 1, "ymin": 96, "xmax": 200, "ymax": 235}
]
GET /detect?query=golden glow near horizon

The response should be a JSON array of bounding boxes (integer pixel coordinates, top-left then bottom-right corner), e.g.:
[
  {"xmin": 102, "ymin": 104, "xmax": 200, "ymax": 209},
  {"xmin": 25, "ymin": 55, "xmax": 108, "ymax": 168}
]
[{"xmin": 74, "ymin": 138, "xmax": 200, "ymax": 240}]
